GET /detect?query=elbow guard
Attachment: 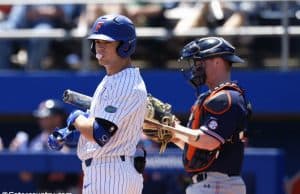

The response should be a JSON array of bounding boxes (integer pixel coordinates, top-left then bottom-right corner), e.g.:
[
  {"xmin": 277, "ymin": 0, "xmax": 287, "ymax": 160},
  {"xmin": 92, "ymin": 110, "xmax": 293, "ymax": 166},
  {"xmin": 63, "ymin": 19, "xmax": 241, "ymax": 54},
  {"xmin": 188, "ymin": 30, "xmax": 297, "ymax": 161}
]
[{"xmin": 93, "ymin": 118, "xmax": 118, "ymax": 147}]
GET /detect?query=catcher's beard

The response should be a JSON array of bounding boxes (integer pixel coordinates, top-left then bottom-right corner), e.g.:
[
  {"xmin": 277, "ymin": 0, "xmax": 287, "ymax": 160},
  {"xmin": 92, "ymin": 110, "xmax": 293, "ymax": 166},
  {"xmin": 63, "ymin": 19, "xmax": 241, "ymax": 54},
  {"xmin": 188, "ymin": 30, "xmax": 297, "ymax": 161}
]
[
  {"xmin": 190, "ymin": 64, "xmax": 206, "ymax": 88},
  {"xmin": 181, "ymin": 59, "xmax": 206, "ymax": 89}
]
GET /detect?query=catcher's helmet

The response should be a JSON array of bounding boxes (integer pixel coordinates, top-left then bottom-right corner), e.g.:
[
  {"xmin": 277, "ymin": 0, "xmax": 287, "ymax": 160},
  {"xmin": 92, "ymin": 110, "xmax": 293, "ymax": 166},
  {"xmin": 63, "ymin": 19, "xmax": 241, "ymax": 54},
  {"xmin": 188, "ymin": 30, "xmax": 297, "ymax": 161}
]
[
  {"xmin": 33, "ymin": 99, "xmax": 65, "ymax": 118},
  {"xmin": 88, "ymin": 14, "xmax": 136, "ymax": 58},
  {"xmin": 179, "ymin": 37, "xmax": 244, "ymax": 88},
  {"xmin": 180, "ymin": 37, "xmax": 244, "ymax": 63}
]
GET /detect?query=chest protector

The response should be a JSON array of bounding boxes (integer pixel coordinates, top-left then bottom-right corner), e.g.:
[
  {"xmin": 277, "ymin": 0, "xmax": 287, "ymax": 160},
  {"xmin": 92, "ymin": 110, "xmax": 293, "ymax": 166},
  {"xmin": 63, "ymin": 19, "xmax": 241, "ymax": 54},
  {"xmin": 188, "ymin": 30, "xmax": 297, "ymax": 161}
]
[{"xmin": 182, "ymin": 82, "xmax": 250, "ymax": 173}]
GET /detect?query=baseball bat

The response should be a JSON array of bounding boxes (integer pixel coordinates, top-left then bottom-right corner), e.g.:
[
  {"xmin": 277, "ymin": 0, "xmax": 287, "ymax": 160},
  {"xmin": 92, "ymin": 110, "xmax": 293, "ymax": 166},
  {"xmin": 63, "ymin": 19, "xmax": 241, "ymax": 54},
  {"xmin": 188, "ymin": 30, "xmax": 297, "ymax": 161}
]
[
  {"xmin": 63, "ymin": 89, "xmax": 92, "ymax": 110},
  {"xmin": 62, "ymin": 89, "xmax": 200, "ymax": 141}
]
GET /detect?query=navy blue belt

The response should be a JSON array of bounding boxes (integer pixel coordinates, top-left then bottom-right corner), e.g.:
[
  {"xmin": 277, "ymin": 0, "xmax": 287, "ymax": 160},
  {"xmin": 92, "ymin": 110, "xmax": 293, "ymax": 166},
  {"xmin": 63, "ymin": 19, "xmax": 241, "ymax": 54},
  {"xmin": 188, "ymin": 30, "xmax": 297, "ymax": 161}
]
[{"xmin": 85, "ymin": 155, "xmax": 125, "ymax": 167}]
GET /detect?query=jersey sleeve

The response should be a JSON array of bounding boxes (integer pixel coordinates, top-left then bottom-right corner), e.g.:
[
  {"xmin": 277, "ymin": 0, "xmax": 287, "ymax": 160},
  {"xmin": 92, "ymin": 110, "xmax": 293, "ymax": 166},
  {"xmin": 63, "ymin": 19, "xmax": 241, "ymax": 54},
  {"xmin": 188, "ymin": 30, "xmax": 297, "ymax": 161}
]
[
  {"xmin": 200, "ymin": 90, "xmax": 246, "ymax": 144},
  {"xmin": 93, "ymin": 79, "xmax": 147, "ymax": 127}
]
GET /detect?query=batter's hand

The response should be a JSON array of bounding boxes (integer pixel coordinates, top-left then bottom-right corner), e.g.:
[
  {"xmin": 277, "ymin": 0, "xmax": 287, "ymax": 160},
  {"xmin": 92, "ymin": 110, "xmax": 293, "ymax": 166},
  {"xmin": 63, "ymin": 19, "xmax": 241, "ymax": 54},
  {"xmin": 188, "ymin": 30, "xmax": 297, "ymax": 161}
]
[
  {"xmin": 48, "ymin": 127, "xmax": 72, "ymax": 151},
  {"xmin": 67, "ymin": 109, "xmax": 89, "ymax": 130}
]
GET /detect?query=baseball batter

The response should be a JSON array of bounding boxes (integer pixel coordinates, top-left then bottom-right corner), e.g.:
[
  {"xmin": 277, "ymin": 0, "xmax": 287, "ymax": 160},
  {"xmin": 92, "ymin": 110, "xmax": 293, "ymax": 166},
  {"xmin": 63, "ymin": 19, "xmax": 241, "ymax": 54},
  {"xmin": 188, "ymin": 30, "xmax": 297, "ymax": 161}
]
[
  {"xmin": 170, "ymin": 37, "xmax": 252, "ymax": 194},
  {"xmin": 48, "ymin": 14, "xmax": 147, "ymax": 194}
]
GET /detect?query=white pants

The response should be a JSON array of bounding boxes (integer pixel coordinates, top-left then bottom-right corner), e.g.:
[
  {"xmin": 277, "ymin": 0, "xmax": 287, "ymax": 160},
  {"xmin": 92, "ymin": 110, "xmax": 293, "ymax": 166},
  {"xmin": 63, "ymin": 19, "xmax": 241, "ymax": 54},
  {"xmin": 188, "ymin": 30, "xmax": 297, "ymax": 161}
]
[
  {"xmin": 186, "ymin": 172, "xmax": 246, "ymax": 194},
  {"xmin": 81, "ymin": 156, "xmax": 143, "ymax": 194}
]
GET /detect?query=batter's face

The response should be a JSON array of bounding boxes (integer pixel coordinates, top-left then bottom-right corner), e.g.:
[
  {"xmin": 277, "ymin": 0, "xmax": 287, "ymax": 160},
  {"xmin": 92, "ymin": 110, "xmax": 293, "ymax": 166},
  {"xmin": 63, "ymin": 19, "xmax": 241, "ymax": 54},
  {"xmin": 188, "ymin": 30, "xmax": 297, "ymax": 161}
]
[{"xmin": 94, "ymin": 40, "xmax": 120, "ymax": 66}]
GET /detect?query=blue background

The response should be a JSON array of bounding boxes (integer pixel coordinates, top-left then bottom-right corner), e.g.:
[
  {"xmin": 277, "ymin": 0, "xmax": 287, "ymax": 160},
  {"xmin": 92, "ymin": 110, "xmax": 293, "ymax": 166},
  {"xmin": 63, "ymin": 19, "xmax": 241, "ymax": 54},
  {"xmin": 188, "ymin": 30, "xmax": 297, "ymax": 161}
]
[{"xmin": 0, "ymin": 69, "xmax": 299, "ymax": 115}]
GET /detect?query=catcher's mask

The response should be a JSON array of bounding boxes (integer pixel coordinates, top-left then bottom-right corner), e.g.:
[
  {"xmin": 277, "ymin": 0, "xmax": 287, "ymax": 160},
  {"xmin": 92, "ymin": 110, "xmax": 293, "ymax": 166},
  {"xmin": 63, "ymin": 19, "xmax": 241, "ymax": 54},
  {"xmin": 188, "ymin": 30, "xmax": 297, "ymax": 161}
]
[
  {"xmin": 88, "ymin": 14, "xmax": 136, "ymax": 58},
  {"xmin": 178, "ymin": 37, "xmax": 244, "ymax": 88}
]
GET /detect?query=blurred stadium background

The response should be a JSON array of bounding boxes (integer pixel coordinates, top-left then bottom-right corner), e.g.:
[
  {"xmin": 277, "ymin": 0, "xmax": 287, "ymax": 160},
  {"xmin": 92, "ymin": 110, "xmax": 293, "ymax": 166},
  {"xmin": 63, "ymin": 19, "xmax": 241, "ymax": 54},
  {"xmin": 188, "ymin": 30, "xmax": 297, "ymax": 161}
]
[{"xmin": 0, "ymin": 0, "xmax": 299, "ymax": 194}]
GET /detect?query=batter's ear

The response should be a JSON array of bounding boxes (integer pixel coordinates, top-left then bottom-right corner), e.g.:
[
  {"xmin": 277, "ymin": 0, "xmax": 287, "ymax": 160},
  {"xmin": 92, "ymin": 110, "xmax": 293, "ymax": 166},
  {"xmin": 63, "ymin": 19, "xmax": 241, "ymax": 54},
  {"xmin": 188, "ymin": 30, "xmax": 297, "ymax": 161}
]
[{"xmin": 203, "ymin": 91, "xmax": 231, "ymax": 114}]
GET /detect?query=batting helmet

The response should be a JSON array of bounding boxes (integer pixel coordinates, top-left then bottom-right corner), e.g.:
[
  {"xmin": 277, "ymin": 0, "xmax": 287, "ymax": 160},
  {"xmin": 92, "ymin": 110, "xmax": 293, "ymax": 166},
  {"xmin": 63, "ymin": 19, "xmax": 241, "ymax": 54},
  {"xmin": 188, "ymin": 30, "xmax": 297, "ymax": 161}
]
[
  {"xmin": 88, "ymin": 14, "xmax": 136, "ymax": 58},
  {"xmin": 180, "ymin": 37, "xmax": 244, "ymax": 63},
  {"xmin": 33, "ymin": 99, "xmax": 65, "ymax": 118}
]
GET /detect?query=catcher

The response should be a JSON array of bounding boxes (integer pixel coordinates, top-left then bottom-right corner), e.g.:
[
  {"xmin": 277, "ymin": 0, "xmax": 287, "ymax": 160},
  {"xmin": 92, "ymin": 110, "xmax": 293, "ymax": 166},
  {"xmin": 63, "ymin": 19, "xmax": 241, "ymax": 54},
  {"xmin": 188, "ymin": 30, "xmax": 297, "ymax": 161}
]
[{"xmin": 143, "ymin": 37, "xmax": 252, "ymax": 194}]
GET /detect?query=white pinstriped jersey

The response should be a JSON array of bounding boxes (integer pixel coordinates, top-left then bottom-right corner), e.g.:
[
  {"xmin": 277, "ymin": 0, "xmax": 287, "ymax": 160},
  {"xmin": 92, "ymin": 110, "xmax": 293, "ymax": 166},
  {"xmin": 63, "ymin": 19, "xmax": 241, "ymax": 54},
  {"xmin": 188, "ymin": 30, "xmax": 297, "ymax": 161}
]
[{"xmin": 77, "ymin": 67, "xmax": 147, "ymax": 161}]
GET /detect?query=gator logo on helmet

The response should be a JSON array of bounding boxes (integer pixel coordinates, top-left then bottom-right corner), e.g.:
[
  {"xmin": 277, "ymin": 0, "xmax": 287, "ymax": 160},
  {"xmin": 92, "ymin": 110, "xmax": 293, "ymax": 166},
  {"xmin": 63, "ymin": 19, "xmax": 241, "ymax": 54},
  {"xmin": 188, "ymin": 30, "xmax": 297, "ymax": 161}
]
[{"xmin": 94, "ymin": 22, "xmax": 104, "ymax": 32}]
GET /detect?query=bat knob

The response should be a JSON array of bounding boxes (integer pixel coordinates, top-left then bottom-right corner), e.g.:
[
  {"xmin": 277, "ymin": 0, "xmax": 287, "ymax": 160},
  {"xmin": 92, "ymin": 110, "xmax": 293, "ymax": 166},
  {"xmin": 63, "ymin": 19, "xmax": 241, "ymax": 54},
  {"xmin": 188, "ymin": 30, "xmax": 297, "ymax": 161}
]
[{"xmin": 63, "ymin": 89, "xmax": 71, "ymax": 102}]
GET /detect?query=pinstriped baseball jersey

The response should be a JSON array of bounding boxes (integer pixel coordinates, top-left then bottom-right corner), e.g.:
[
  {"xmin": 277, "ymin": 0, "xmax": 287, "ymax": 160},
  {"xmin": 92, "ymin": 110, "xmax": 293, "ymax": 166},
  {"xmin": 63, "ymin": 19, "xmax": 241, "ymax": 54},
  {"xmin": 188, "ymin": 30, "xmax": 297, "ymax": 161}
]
[
  {"xmin": 81, "ymin": 156, "xmax": 143, "ymax": 194},
  {"xmin": 77, "ymin": 67, "xmax": 147, "ymax": 160}
]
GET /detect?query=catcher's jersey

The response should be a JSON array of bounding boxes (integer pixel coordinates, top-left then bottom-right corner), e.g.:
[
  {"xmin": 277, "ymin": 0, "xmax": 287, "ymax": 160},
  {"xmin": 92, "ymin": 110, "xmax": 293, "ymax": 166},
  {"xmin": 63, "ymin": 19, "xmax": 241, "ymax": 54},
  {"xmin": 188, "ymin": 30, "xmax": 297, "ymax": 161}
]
[
  {"xmin": 183, "ymin": 82, "xmax": 251, "ymax": 175},
  {"xmin": 77, "ymin": 67, "xmax": 147, "ymax": 161}
]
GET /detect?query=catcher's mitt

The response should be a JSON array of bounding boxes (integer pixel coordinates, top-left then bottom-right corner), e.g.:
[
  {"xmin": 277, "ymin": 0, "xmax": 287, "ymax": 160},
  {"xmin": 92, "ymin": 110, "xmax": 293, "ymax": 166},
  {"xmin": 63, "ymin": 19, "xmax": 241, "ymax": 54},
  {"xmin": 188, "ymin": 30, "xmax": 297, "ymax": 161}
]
[{"xmin": 143, "ymin": 94, "xmax": 177, "ymax": 153}]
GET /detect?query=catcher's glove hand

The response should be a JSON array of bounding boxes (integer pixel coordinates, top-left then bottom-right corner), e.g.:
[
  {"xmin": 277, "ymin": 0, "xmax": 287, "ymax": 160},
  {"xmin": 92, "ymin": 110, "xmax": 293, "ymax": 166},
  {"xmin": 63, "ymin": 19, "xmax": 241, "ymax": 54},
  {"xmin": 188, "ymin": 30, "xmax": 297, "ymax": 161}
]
[{"xmin": 143, "ymin": 94, "xmax": 178, "ymax": 153}]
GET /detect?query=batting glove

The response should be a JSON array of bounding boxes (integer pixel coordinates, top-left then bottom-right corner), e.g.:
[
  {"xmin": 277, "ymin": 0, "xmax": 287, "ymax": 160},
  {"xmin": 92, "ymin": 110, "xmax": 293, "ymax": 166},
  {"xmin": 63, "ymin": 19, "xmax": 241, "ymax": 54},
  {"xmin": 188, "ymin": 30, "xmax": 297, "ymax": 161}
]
[
  {"xmin": 48, "ymin": 127, "xmax": 70, "ymax": 151},
  {"xmin": 48, "ymin": 135, "xmax": 63, "ymax": 151},
  {"xmin": 48, "ymin": 127, "xmax": 78, "ymax": 150},
  {"xmin": 67, "ymin": 109, "xmax": 89, "ymax": 130},
  {"xmin": 48, "ymin": 127, "xmax": 80, "ymax": 151}
]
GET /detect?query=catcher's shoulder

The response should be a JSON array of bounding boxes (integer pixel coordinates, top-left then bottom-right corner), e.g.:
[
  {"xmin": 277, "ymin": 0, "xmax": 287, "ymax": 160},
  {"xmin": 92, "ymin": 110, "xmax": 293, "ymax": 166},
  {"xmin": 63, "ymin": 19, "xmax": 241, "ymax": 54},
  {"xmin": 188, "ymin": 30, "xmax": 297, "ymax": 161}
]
[{"xmin": 203, "ymin": 87, "xmax": 242, "ymax": 114}]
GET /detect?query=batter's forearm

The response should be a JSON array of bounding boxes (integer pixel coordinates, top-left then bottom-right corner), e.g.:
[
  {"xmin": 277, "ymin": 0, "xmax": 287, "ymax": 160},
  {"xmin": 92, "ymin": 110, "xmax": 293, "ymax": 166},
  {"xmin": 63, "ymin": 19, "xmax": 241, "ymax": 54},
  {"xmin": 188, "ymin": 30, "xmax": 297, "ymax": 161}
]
[{"xmin": 73, "ymin": 116, "xmax": 95, "ymax": 142}]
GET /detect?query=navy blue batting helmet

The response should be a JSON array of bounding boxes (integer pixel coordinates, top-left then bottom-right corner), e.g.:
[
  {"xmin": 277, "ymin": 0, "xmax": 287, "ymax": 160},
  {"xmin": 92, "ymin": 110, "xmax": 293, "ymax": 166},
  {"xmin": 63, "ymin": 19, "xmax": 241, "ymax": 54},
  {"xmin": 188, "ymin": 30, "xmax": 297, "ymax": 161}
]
[
  {"xmin": 88, "ymin": 14, "xmax": 136, "ymax": 58},
  {"xmin": 180, "ymin": 37, "xmax": 244, "ymax": 63}
]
